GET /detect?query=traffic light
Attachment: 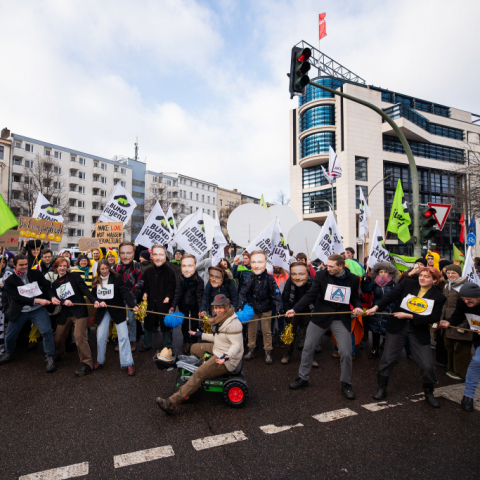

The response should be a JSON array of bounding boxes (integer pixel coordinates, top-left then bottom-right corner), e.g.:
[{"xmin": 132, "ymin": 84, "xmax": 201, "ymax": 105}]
[
  {"xmin": 289, "ymin": 46, "xmax": 312, "ymax": 97},
  {"xmin": 420, "ymin": 207, "xmax": 437, "ymax": 242}
]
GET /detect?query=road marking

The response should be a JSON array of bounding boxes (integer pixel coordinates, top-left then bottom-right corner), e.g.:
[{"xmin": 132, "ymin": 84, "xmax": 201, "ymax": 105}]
[
  {"xmin": 260, "ymin": 423, "xmax": 303, "ymax": 434},
  {"xmin": 434, "ymin": 383, "xmax": 480, "ymax": 411},
  {"xmin": 19, "ymin": 462, "xmax": 89, "ymax": 480},
  {"xmin": 192, "ymin": 431, "xmax": 248, "ymax": 451},
  {"xmin": 312, "ymin": 408, "xmax": 358, "ymax": 423},
  {"xmin": 407, "ymin": 393, "xmax": 425, "ymax": 402},
  {"xmin": 362, "ymin": 401, "xmax": 403, "ymax": 412},
  {"xmin": 114, "ymin": 446, "xmax": 175, "ymax": 468}
]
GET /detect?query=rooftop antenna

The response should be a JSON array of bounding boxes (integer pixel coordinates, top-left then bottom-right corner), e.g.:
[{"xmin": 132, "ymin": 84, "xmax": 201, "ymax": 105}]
[{"xmin": 134, "ymin": 136, "xmax": 139, "ymax": 162}]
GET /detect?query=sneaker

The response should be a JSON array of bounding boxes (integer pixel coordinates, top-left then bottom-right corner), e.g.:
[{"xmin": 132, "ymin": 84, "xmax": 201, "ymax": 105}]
[
  {"xmin": 127, "ymin": 365, "xmax": 135, "ymax": 376},
  {"xmin": 46, "ymin": 356, "xmax": 57, "ymax": 373},
  {"xmin": 244, "ymin": 348, "xmax": 255, "ymax": 361},
  {"xmin": 75, "ymin": 364, "xmax": 93, "ymax": 377},
  {"xmin": 461, "ymin": 395, "xmax": 474, "ymax": 412},
  {"xmin": 332, "ymin": 351, "xmax": 339, "ymax": 358},
  {"xmin": 281, "ymin": 354, "xmax": 290, "ymax": 364},
  {"xmin": 130, "ymin": 342, "xmax": 136, "ymax": 352},
  {"xmin": 341, "ymin": 382, "xmax": 355, "ymax": 400},
  {"xmin": 446, "ymin": 371, "xmax": 462, "ymax": 380},
  {"xmin": 0, "ymin": 353, "xmax": 13, "ymax": 365},
  {"xmin": 289, "ymin": 377, "xmax": 308, "ymax": 390},
  {"xmin": 312, "ymin": 360, "xmax": 319, "ymax": 368},
  {"xmin": 265, "ymin": 350, "xmax": 273, "ymax": 365}
]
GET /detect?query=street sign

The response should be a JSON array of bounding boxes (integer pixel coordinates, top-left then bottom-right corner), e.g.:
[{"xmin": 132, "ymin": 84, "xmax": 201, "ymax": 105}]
[
  {"xmin": 427, "ymin": 203, "xmax": 451, "ymax": 231},
  {"xmin": 467, "ymin": 233, "xmax": 476, "ymax": 247}
]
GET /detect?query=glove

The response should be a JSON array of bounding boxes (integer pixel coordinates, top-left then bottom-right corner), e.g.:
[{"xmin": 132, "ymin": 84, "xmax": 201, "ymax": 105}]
[
  {"xmin": 190, "ymin": 330, "xmax": 202, "ymax": 338},
  {"xmin": 218, "ymin": 354, "xmax": 229, "ymax": 360}
]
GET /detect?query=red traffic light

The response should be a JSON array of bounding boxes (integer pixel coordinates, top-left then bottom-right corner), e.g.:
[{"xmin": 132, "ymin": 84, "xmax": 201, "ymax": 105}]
[
  {"xmin": 297, "ymin": 48, "xmax": 311, "ymax": 63},
  {"xmin": 422, "ymin": 208, "xmax": 436, "ymax": 218}
]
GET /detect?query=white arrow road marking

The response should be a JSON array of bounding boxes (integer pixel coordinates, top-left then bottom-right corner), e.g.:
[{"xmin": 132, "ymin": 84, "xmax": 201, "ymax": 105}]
[
  {"xmin": 260, "ymin": 423, "xmax": 304, "ymax": 434},
  {"xmin": 312, "ymin": 408, "xmax": 358, "ymax": 423},
  {"xmin": 19, "ymin": 462, "xmax": 89, "ymax": 480},
  {"xmin": 192, "ymin": 431, "xmax": 248, "ymax": 451},
  {"xmin": 113, "ymin": 446, "xmax": 175, "ymax": 468},
  {"xmin": 362, "ymin": 401, "xmax": 403, "ymax": 412}
]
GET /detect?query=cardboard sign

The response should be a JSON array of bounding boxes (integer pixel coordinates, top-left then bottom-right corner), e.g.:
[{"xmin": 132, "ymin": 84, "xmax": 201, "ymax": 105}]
[
  {"xmin": 0, "ymin": 229, "xmax": 20, "ymax": 248},
  {"xmin": 18, "ymin": 216, "xmax": 64, "ymax": 243},
  {"xmin": 17, "ymin": 281, "xmax": 42, "ymax": 298},
  {"xmin": 95, "ymin": 222, "xmax": 123, "ymax": 248},
  {"xmin": 78, "ymin": 237, "xmax": 100, "ymax": 251}
]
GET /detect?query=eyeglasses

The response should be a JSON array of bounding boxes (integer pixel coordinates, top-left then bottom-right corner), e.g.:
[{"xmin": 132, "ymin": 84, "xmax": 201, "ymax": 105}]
[{"xmin": 209, "ymin": 274, "xmax": 222, "ymax": 281}]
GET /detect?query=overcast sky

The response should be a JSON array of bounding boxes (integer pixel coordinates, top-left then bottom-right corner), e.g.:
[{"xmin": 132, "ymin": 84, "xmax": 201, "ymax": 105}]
[{"xmin": 1, "ymin": 0, "xmax": 479, "ymax": 203}]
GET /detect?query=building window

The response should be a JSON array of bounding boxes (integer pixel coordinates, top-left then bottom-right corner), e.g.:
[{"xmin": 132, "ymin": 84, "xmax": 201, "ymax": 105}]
[
  {"xmin": 78, "ymin": 201, "xmax": 85, "ymax": 208},
  {"xmin": 213, "ymin": 211, "xmax": 215, "ymax": 219},
  {"xmin": 167, "ymin": 191, "xmax": 172, "ymax": 197},
  {"xmin": 94, "ymin": 161, "xmax": 98, "ymax": 168},
  {"xmin": 13, "ymin": 158, "xmax": 22, "ymax": 166},
  {"xmin": 15, "ymin": 141, "xmax": 21, "ymax": 148},
  {"xmin": 121, "ymin": 181, "xmax": 126, "ymax": 187},
  {"xmin": 220, "ymin": 199, "xmax": 223, "ymax": 206},
  {"xmin": 79, "ymin": 157, "xmax": 86, "ymax": 165},
  {"xmin": 302, "ymin": 188, "xmax": 337, "ymax": 214},
  {"xmin": 79, "ymin": 186, "xmax": 85, "ymax": 194},
  {"xmin": 381, "ymin": 91, "xmax": 450, "ymax": 117},
  {"xmin": 12, "ymin": 174, "xmax": 21, "ymax": 183},
  {"xmin": 101, "ymin": 190, "xmax": 107, "ymax": 197},
  {"xmin": 356, "ymin": 185, "xmax": 368, "ymax": 209},
  {"xmin": 53, "ymin": 181, "xmax": 61, "ymax": 189},
  {"xmin": 69, "ymin": 199, "xmax": 76, "ymax": 206},
  {"xmin": 202, "ymin": 195, "xmax": 205, "ymax": 202},
  {"xmin": 54, "ymin": 166, "xmax": 62, "ymax": 174},
  {"xmin": 121, "ymin": 168, "xmax": 126, "ymax": 175},
  {"xmin": 79, "ymin": 171, "xmax": 86, "ymax": 179},
  {"xmin": 53, "ymin": 151, "xmax": 61, "ymax": 159},
  {"xmin": 299, "ymin": 78, "xmax": 345, "ymax": 107},
  {"xmin": 207, "ymin": 196, "xmax": 210, "ymax": 203},
  {"xmin": 196, "ymin": 193, "xmax": 199, "ymax": 201},
  {"xmin": 355, "ymin": 157, "xmax": 368, "ymax": 181},
  {"xmin": 77, "ymin": 215, "xmax": 85, "ymax": 222},
  {"xmin": 302, "ymin": 165, "xmax": 336, "ymax": 188},
  {"xmin": 300, "ymin": 132, "xmax": 335, "ymax": 158},
  {"xmin": 12, "ymin": 191, "xmax": 20, "ymax": 200},
  {"xmin": 213, "ymin": 197, "xmax": 215, "ymax": 204},
  {"xmin": 101, "ymin": 163, "xmax": 107, "ymax": 170},
  {"xmin": 25, "ymin": 160, "xmax": 33, "ymax": 168},
  {"xmin": 299, "ymin": 105, "xmax": 335, "ymax": 132},
  {"xmin": 92, "ymin": 216, "xmax": 99, "ymax": 223},
  {"xmin": 0, "ymin": 146, "xmax": 3, "ymax": 160},
  {"xmin": 77, "ymin": 229, "xmax": 84, "ymax": 237},
  {"xmin": 132, "ymin": 179, "xmax": 145, "ymax": 187},
  {"xmin": 101, "ymin": 176, "xmax": 107, "ymax": 184},
  {"xmin": 190, "ymin": 192, "xmax": 193, "ymax": 200},
  {"xmin": 45, "ymin": 149, "xmax": 51, "ymax": 156},
  {"xmin": 383, "ymin": 135, "xmax": 464, "ymax": 164},
  {"xmin": 207, "ymin": 209, "xmax": 210, "ymax": 215},
  {"xmin": 25, "ymin": 143, "xmax": 33, "ymax": 152},
  {"xmin": 132, "ymin": 191, "xmax": 144, "ymax": 198}
]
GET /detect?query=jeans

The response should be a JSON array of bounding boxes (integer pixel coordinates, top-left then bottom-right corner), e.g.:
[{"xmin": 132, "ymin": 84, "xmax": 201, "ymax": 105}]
[
  {"xmin": 97, "ymin": 311, "xmax": 133, "ymax": 367},
  {"xmin": 334, "ymin": 332, "xmax": 356, "ymax": 355},
  {"xmin": 125, "ymin": 301, "xmax": 136, "ymax": 342},
  {"xmin": 5, "ymin": 308, "xmax": 55, "ymax": 356},
  {"xmin": 464, "ymin": 346, "xmax": 480, "ymax": 399}
]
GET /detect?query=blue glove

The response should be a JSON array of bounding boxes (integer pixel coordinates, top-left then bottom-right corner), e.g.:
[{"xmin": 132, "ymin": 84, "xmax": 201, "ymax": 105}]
[
  {"xmin": 190, "ymin": 330, "xmax": 202, "ymax": 338},
  {"xmin": 218, "ymin": 354, "xmax": 229, "ymax": 361}
]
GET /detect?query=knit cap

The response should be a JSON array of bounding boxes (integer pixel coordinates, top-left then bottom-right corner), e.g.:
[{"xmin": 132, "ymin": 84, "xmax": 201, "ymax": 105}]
[{"xmin": 459, "ymin": 282, "xmax": 480, "ymax": 298}]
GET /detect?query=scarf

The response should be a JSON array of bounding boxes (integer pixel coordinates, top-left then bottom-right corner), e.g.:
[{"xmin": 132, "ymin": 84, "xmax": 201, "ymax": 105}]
[
  {"xmin": 100, "ymin": 274, "xmax": 110, "ymax": 288},
  {"xmin": 171, "ymin": 260, "xmax": 181, "ymax": 265},
  {"xmin": 375, "ymin": 275, "xmax": 392, "ymax": 287},
  {"xmin": 15, "ymin": 269, "xmax": 26, "ymax": 277},
  {"xmin": 77, "ymin": 265, "xmax": 90, "ymax": 281},
  {"xmin": 447, "ymin": 277, "xmax": 464, "ymax": 291},
  {"xmin": 334, "ymin": 269, "xmax": 347, "ymax": 279},
  {"xmin": 209, "ymin": 306, "xmax": 235, "ymax": 326}
]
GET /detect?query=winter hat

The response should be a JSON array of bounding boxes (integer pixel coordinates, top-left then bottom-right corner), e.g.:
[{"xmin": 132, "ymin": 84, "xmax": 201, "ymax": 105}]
[
  {"xmin": 3, "ymin": 250, "xmax": 14, "ymax": 261},
  {"xmin": 439, "ymin": 260, "xmax": 452, "ymax": 271},
  {"xmin": 459, "ymin": 282, "xmax": 480, "ymax": 298},
  {"xmin": 211, "ymin": 294, "xmax": 229, "ymax": 306},
  {"xmin": 445, "ymin": 264, "xmax": 462, "ymax": 275},
  {"xmin": 26, "ymin": 239, "xmax": 43, "ymax": 250},
  {"xmin": 415, "ymin": 258, "xmax": 428, "ymax": 266},
  {"xmin": 140, "ymin": 250, "xmax": 151, "ymax": 261}
]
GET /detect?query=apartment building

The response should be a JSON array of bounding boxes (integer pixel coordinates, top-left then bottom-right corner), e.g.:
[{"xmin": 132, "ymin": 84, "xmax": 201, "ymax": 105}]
[
  {"xmin": 217, "ymin": 187, "xmax": 241, "ymax": 212},
  {"xmin": 0, "ymin": 128, "xmax": 11, "ymax": 200}
]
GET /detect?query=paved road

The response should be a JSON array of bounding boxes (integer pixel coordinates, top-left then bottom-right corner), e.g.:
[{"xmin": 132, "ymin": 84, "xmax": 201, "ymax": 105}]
[{"xmin": 1, "ymin": 329, "xmax": 479, "ymax": 480}]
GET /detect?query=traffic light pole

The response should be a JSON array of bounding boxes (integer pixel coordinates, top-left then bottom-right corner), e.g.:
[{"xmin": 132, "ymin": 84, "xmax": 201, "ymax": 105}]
[{"xmin": 307, "ymin": 80, "xmax": 422, "ymax": 257}]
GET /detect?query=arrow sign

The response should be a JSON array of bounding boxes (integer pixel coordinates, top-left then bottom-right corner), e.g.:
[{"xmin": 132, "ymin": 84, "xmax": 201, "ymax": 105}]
[{"xmin": 427, "ymin": 203, "xmax": 451, "ymax": 231}]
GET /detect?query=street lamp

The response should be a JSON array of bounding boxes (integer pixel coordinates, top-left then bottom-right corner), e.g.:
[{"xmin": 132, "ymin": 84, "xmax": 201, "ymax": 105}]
[{"xmin": 366, "ymin": 174, "xmax": 393, "ymax": 200}]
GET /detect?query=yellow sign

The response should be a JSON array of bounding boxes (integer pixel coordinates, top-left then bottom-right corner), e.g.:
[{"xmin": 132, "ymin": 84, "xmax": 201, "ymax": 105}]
[
  {"xmin": 406, "ymin": 297, "xmax": 428, "ymax": 314},
  {"xmin": 18, "ymin": 217, "xmax": 64, "ymax": 243}
]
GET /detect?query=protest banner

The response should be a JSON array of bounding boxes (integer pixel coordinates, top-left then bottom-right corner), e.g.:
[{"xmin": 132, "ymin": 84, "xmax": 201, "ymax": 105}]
[
  {"xmin": 78, "ymin": 237, "xmax": 100, "ymax": 251},
  {"xmin": 171, "ymin": 209, "xmax": 208, "ymax": 260},
  {"xmin": 462, "ymin": 247, "xmax": 480, "ymax": 287},
  {"xmin": 0, "ymin": 229, "xmax": 20, "ymax": 248},
  {"xmin": 367, "ymin": 221, "xmax": 390, "ymax": 269},
  {"xmin": 211, "ymin": 215, "xmax": 228, "ymax": 268},
  {"xmin": 269, "ymin": 216, "xmax": 292, "ymax": 271},
  {"xmin": 135, "ymin": 202, "xmax": 172, "ymax": 249},
  {"xmin": 18, "ymin": 216, "xmax": 64, "ymax": 243},
  {"xmin": 33, "ymin": 193, "xmax": 64, "ymax": 222},
  {"xmin": 310, "ymin": 210, "xmax": 344, "ymax": 263},
  {"xmin": 98, "ymin": 184, "xmax": 137, "ymax": 225},
  {"xmin": 94, "ymin": 222, "xmax": 123, "ymax": 248}
]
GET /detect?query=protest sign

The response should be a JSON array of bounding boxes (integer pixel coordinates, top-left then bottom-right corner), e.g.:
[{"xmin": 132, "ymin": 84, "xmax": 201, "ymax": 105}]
[
  {"xmin": 94, "ymin": 222, "xmax": 123, "ymax": 248},
  {"xmin": 171, "ymin": 209, "xmax": 208, "ymax": 260},
  {"xmin": 18, "ymin": 216, "xmax": 64, "ymax": 243},
  {"xmin": 98, "ymin": 184, "xmax": 137, "ymax": 225},
  {"xmin": 135, "ymin": 202, "xmax": 172, "ymax": 249},
  {"xmin": 311, "ymin": 210, "xmax": 344, "ymax": 263},
  {"xmin": 367, "ymin": 221, "xmax": 390, "ymax": 269},
  {"xmin": 0, "ymin": 229, "xmax": 20, "ymax": 248},
  {"xmin": 78, "ymin": 237, "xmax": 100, "ymax": 251},
  {"xmin": 33, "ymin": 193, "xmax": 64, "ymax": 222},
  {"xmin": 462, "ymin": 247, "xmax": 480, "ymax": 287}
]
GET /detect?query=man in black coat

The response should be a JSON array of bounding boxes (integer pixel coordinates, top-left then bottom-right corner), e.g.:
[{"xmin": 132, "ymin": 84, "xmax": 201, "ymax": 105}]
[
  {"xmin": 367, "ymin": 267, "xmax": 446, "ymax": 408},
  {"xmin": 286, "ymin": 254, "xmax": 363, "ymax": 400},
  {"xmin": 0, "ymin": 254, "xmax": 61, "ymax": 373}
]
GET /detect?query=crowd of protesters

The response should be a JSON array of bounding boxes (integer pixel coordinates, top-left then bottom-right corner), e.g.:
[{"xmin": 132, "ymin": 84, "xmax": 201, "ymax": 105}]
[{"xmin": 1, "ymin": 241, "xmax": 479, "ymax": 414}]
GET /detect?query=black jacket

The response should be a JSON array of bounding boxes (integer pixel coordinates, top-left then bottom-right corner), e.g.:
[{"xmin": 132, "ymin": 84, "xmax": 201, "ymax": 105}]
[
  {"xmin": 238, "ymin": 270, "xmax": 283, "ymax": 314},
  {"xmin": 141, "ymin": 263, "xmax": 177, "ymax": 331},
  {"xmin": 171, "ymin": 272, "xmax": 204, "ymax": 313},
  {"xmin": 282, "ymin": 277, "xmax": 314, "ymax": 313},
  {"xmin": 446, "ymin": 298, "xmax": 480, "ymax": 349},
  {"xmin": 93, "ymin": 274, "xmax": 136, "ymax": 325},
  {"xmin": 201, "ymin": 276, "xmax": 239, "ymax": 313},
  {"xmin": 53, "ymin": 272, "xmax": 97, "ymax": 325},
  {"xmin": 293, "ymin": 268, "xmax": 362, "ymax": 331},
  {"xmin": 4, "ymin": 269, "xmax": 56, "ymax": 323},
  {"xmin": 376, "ymin": 278, "xmax": 446, "ymax": 345}
]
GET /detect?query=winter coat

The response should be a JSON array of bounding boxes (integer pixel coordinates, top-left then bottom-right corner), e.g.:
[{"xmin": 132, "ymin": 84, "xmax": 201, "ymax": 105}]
[
  {"xmin": 441, "ymin": 278, "xmax": 473, "ymax": 341},
  {"xmin": 171, "ymin": 272, "xmax": 205, "ymax": 313},
  {"xmin": 201, "ymin": 276, "xmax": 239, "ymax": 313},
  {"xmin": 115, "ymin": 261, "xmax": 144, "ymax": 301},
  {"xmin": 273, "ymin": 271, "xmax": 289, "ymax": 294},
  {"xmin": 375, "ymin": 278, "xmax": 446, "ymax": 345},
  {"xmin": 53, "ymin": 272, "xmax": 97, "ymax": 325},
  {"xmin": 196, "ymin": 258, "xmax": 212, "ymax": 285},
  {"xmin": 93, "ymin": 274, "xmax": 136, "ymax": 325},
  {"xmin": 292, "ymin": 268, "xmax": 362, "ymax": 331},
  {"xmin": 446, "ymin": 298, "xmax": 480, "ymax": 349},
  {"xmin": 282, "ymin": 277, "xmax": 314, "ymax": 314},
  {"xmin": 232, "ymin": 264, "xmax": 253, "ymax": 292},
  {"xmin": 169, "ymin": 260, "xmax": 181, "ymax": 280},
  {"xmin": 141, "ymin": 263, "xmax": 177, "ymax": 332},
  {"xmin": 238, "ymin": 270, "xmax": 283, "ymax": 314},
  {"xmin": 37, "ymin": 259, "xmax": 55, "ymax": 276},
  {"xmin": 201, "ymin": 312, "xmax": 244, "ymax": 372},
  {"xmin": 70, "ymin": 265, "xmax": 94, "ymax": 290},
  {"xmin": 140, "ymin": 260, "xmax": 151, "ymax": 276}
]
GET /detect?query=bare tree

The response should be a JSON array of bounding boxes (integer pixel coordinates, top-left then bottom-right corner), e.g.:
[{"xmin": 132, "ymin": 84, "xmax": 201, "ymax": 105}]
[
  {"xmin": 10, "ymin": 153, "xmax": 70, "ymax": 222},
  {"xmin": 144, "ymin": 179, "xmax": 189, "ymax": 225},
  {"xmin": 273, "ymin": 189, "xmax": 290, "ymax": 207},
  {"xmin": 219, "ymin": 202, "xmax": 240, "ymax": 241}
]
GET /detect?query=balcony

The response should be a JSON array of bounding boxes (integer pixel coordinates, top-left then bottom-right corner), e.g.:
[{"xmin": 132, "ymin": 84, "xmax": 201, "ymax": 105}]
[
  {"xmin": 68, "ymin": 205, "xmax": 80, "ymax": 214},
  {"xmin": 92, "ymin": 180, "xmax": 103, "ymax": 189},
  {"xmin": 114, "ymin": 171, "xmax": 123, "ymax": 180},
  {"xmin": 68, "ymin": 190, "xmax": 81, "ymax": 200},
  {"xmin": 93, "ymin": 167, "xmax": 103, "ymax": 175},
  {"xmin": 13, "ymin": 147, "xmax": 24, "ymax": 158},
  {"xmin": 11, "ymin": 181, "xmax": 23, "ymax": 192},
  {"xmin": 169, "ymin": 186, "xmax": 179, "ymax": 194},
  {"xmin": 92, "ymin": 194, "xmax": 103, "ymax": 202},
  {"xmin": 12, "ymin": 163, "xmax": 24, "ymax": 173}
]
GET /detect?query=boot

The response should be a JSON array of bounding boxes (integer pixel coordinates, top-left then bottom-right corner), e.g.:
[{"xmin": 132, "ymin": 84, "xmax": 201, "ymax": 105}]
[
  {"xmin": 0, "ymin": 352, "xmax": 13, "ymax": 365},
  {"xmin": 289, "ymin": 377, "xmax": 308, "ymax": 390},
  {"xmin": 373, "ymin": 373, "xmax": 389, "ymax": 400},
  {"xmin": 461, "ymin": 395, "xmax": 474, "ymax": 412},
  {"xmin": 265, "ymin": 350, "xmax": 273, "ymax": 365},
  {"xmin": 297, "ymin": 328, "xmax": 306, "ymax": 350},
  {"xmin": 156, "ymin": 397, "xmax": 174, "ymax": 415},
  {"xmin": 369, "ymin": 333, "xmax": 381, "ymax": 359},
  {"xmin": 341, "ymin": 382, "xmax": 356, "ymax": 400},
  {"xmin": 244, "ymin": 348, "xmax": 255, "ymax": 361},
  {"xmin": 46, "ymin": 355, "xmax": 57, "ymax": 374},
  {"xmin": 130, "ymin": 342, "xmax": 136, "ymax": 352},
  {"xmin": 75, "ymin": 363, "xmax": 93, "ymax": 377},
  {"xmin": 162, "ymin": 330, "xmax": 173, "ymax": 349},
  {"xmin": 424, "ymin": 384, "xmax": 440, "ymax": 408},
  {"xmin": 281, "ymin": 353, "xmax": 291, "ymax": 364}
]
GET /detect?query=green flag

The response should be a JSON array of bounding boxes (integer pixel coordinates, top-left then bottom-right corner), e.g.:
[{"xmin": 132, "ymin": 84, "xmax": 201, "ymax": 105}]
[
  {"xmin": 453, "ymin": 244, "xmax": 465, "ymax": 268},
  {"xmin": 390, "ymin": 253, "xmax": 418, "ymax": 272},
  {"xmin": 260, "ymin": 194, "xmax": 269, "ymax": 211},
  {"xmin": 0, "ymin": 194, "xmax": 18, "ymax": 236},
  {"xmin": 387, "ymin": 179, "xmax": 411, "ymax": 243}
]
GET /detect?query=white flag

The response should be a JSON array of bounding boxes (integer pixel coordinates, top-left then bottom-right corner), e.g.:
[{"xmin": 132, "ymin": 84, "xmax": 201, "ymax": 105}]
[
  {"xmin": 311, "ymin": 210, "xmax": 344, "ymax": 264},
  {"xmin": 328, "ymin": 146, "xmax": 342, "ymax": 179},
  {"xmin": 358, "ymin": 188, "xmax": 371, "ymax": 237},
  {"xmin": 246, "ymin": 218, "xmax": 275, "ymax": 257},
  {"xmin": 98, "ymin": 183, "xmax": 137, "ymax": 225},
  {"xmin": 462, "ymin": 247, "xmax": 480, "ymax": 287},
  {"xmin": 171, "ymin": 208, "xmax": 208, "ymax": 261},
  {"xmin": 211, "ymin": 215, "xmax": 228, "ymax": 268},
  {"xmin": 321, "ymin": 165, "xmax": 334, "ymax": 185},
  {"xmin": 367, "ymin": 221, "xmax": 390, "ymax": 269},
  {"xmin": 134, "ymin": 201, "xmax": 172, "ymax": 249},
  {"xmin": 33, "ymin": 193, "xmax": 64, "ymax": 222},
  {"xmin": 165, "ymin": 204, "xmax": 177, "ymax": 254},
  {"xmin": 269, "ymin": 216, "xmax": 292, "ymax": 272}
]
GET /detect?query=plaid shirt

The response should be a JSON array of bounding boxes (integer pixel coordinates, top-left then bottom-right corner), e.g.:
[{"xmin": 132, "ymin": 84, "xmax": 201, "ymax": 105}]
[{"xmin": 115, "ymin": 261, "xmax": 144, "ymax": 301}]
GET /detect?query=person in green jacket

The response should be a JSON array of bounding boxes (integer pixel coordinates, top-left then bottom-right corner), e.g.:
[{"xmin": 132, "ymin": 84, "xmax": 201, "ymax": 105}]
[{"xmin": 170, "ymin": 250, "xmax": 182, "ymax": 280}]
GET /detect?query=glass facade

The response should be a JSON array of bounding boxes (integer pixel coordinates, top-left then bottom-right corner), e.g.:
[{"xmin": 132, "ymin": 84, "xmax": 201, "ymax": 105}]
[
  {"xmin": 356, "ymin": 185, "xmax": 368, "ymax": 209},
  {"xmin": 381, "ymin": 91, "xmax": 450, "ymax": 118},
  {"xmin": 299, "ymin": 105, "xmax": 335, "ymax": 132},
  {"xmin": 355, "ymin": 157, "xmax": 368, "ymax": 181},
  {"xmin": 299, "ymin": 78, "xmax": 344, "ymax": 107},
  {"xmin": 383, "ymin": 135, "xmax": 464, "ymax": 164},
  {"xmin": 303, "ymin": 188, "xmax": 337, "ymax": 214},
  {"xmin": 303, "ymin": 164, "xmax": 336, "ymax": 188},
  {"xmin": 300, "ymin": 132, "xmax": 335, "ymax": 158},
  {"xmin": 384, "ymin": 161, "xmax": 463, "ymax": 258}
]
